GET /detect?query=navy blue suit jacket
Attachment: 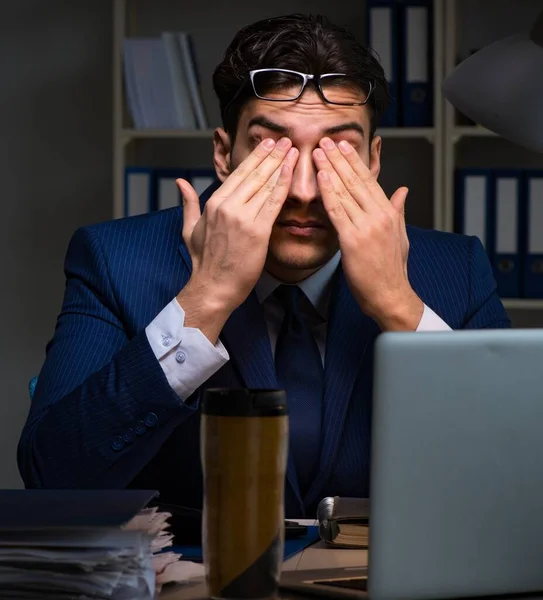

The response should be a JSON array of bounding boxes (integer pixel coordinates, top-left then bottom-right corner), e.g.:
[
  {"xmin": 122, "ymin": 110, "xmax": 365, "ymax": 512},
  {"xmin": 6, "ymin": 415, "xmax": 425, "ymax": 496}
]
[{"xmin": 18, "ymin": 185, "xmax": 510, "ymax": 517}]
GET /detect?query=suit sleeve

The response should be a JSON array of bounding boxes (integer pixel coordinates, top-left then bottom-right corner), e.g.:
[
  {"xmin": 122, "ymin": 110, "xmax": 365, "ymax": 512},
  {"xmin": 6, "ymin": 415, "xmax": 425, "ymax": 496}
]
[
  {"xmin": 18, "ymin": 226, "xmax": 206, "ymax": 489},
  {"xmin": 463, "ymin": 236, "xmax": 511, "ymax": 329}
]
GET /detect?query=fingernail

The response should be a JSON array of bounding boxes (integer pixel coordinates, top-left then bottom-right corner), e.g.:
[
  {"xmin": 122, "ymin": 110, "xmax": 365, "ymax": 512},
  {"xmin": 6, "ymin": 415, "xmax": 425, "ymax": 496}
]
[
  {"xmin": 263, "ymin": 138, "xmax": 275, "ymax": 149},
  {"xmin": 338, "ymin": 140, "xmax": 351, "ymax": 153},
  {"xmin": 277, "ymin": 137, "xmax": 290, "ymax": 150},
  {"xmin": 286, "ymin": 147, "xmax": 298, "ymax": 160},
  {"xmin": 321, "ymin": 137, "xmax": 335, "ymax": 150},
  {"xmin": 314, "ymin": 148, "xmax": 326, "ymax": 161}
]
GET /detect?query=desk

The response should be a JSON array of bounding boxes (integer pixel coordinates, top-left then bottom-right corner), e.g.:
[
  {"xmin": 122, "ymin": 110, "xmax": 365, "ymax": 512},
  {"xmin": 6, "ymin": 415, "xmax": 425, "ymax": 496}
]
[{"xmin": 161, "ymin": 520, "xmax": 365, "ymax": 600}]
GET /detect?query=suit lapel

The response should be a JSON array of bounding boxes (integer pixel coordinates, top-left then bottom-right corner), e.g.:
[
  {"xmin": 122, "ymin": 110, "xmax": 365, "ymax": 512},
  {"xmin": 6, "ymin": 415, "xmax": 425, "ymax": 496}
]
[
  {"xmin": 220, "ymin": 293, "xmax": 278, "ymax": 389},
  {"xmin": 405, "ymin": 233, "xmax": 426, "ymax": 301},
  {"xmin": 305, "ymin": 266, "xmax": 380, "ymax": 508}
]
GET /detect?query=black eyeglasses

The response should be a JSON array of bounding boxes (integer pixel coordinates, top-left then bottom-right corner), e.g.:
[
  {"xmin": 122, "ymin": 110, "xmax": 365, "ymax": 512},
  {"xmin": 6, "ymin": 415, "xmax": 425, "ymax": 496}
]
[{"xmin": 222, "ymin": 68, "xmax": 374, "ymax": 120}]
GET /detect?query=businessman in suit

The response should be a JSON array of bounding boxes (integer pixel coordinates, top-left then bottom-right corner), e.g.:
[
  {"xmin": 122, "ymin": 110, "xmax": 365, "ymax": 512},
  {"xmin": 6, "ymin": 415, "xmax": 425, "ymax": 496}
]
[{"xmin": 18, "ymin": 14, "xmax": 510, "ymax": 517}]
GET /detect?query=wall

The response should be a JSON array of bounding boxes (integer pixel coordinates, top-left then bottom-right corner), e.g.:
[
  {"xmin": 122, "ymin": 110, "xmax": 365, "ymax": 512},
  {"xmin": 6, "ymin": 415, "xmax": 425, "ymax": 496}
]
[{"xmin": 0, "ymin": 2, "xmax": 112, "ymax": 487}]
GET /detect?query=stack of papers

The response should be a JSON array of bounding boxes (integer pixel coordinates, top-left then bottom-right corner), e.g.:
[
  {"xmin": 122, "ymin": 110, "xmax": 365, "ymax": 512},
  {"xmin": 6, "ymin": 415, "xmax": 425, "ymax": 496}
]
[
  {"xmin": 123, "ymin": 505, "xmax": 204, "ymax": 595},
  {"xmin": 0, "ymin": 527, "xmax": 155, "ymax": 599},
  {"xmin": 0, "ymin": 489, "xmax": 203, "ymax": 600}
]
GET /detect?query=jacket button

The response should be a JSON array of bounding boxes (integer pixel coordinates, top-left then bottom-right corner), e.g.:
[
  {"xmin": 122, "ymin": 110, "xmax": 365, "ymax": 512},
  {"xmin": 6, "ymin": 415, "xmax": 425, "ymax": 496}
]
[
  {"xmin": 111, "ymin": 436, "xmax": 124, "ymax": 451},
  {"xmin": 123, "ymin": 429, "xmax": 135, "ymax": 444},
  {"xmin": 144, "ymin": 412, "xmax": 158, "ymax": 427},
  {"xmin": 135, "ymin": 421, "xmax": 147, "ymax": 436}
]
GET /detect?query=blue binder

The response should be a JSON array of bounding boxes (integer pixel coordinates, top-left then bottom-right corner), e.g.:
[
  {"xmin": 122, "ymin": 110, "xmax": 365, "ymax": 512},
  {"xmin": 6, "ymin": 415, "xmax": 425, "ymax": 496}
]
[
  {"xmin": 399, "ymin": 0, "xmax": 433, "ymax": 126},
  {"xmin": 188, "ymin": 168, "xmax": 217, "ymax": 198},
  {"xmin": 124, "ymin": 167, "xmax": 154, "ymax": 217},
  {"xmin": 455, "ymin": 168, "xmax": 494, "ymax": 256},
  {"xmin": 366, "ymin": 0, "xmax": 399, "ymax": 127},
  {"xmin": 521, "ymin": 170, "xmax": 543, "ymax": 299},
  {"xmin": 152, "ymin": 168, "xmax": 187, "ymax": 211},
  {"xmin": 491, "ymin": 170, "xmax": 522, "ymax": 299},
  {"xmin": 172, "ymin": 526, "xmax": 321, "ymax": 563}
]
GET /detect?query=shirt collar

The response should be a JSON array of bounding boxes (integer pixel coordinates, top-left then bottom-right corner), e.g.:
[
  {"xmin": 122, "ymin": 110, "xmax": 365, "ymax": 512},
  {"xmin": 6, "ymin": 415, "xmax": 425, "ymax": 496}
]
[{"xmin": 255, "ymin": 251, "xmax": 341, "ymax": 319}]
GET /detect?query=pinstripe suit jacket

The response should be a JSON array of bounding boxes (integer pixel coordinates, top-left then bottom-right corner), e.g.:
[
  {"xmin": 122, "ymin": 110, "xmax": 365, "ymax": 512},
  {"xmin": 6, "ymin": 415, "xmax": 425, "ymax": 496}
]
[{"xmin": 18, "ymin": 184, "xmax": 511, "ymax": 517}]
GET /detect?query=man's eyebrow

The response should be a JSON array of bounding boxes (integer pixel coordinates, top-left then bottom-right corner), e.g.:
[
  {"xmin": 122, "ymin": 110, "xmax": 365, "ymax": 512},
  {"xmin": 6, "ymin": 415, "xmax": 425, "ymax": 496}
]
[
  {"xmin": 247, "ymin": 116, "xmax": 365, "ymax": 138},
  {"xmin": 324, "ymin": 122, "xmax": 366, "ymax": 138},
  {"xmin": 247, "ymin": 116, "xmax": 291, "ymax": 136}
]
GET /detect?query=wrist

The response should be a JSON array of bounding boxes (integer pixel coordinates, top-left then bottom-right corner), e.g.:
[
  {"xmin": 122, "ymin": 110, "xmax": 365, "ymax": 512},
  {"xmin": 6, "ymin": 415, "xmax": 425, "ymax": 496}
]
[
  {"xmin": 372, "ymin": 290, "xmax": 424, "ymax": 332},
  {"xmin": 177, "ymin": 278, "xmax": 232, "ymax": 344}
]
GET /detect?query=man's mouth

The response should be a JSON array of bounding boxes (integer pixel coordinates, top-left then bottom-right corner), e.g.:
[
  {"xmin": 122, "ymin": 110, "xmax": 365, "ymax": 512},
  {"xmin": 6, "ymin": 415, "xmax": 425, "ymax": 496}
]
[{"xmin": 276, "ymin": 219, "xmax": 328, "ymax": 237}]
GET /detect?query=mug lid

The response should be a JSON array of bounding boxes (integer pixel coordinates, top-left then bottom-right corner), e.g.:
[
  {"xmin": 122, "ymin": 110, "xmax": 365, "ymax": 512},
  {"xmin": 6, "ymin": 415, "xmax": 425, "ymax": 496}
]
[{"xmin": 201, "ymin": 388, "xmax": 287, "ymax": 417}]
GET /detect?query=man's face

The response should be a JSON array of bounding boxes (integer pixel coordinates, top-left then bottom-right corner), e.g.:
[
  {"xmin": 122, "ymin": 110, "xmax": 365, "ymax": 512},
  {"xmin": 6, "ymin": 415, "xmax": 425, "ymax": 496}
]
[{"xmin": 213, "ymin": 87, "xmax": 382, "ymax": 282}]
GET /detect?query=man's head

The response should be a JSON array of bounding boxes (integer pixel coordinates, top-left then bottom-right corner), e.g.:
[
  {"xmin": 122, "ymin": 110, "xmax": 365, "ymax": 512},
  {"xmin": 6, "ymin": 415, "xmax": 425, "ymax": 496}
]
[{"xmin": 211, "ymin": 14, "xmax": 390, "ymax": 282}]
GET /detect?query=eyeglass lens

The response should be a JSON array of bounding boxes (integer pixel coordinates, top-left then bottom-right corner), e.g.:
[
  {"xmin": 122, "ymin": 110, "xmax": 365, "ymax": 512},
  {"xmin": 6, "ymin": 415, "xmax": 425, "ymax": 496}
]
[{"xmin": 252, "ymin": 71, "xmax": 369, "ymax": 104}]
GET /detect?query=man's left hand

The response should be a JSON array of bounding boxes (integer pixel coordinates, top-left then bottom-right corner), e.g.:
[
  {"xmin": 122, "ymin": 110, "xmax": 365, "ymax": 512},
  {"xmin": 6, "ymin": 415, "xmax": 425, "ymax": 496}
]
[{"xmin": 314, "ymin": 137, "xmax": 424, "ymax": 331}]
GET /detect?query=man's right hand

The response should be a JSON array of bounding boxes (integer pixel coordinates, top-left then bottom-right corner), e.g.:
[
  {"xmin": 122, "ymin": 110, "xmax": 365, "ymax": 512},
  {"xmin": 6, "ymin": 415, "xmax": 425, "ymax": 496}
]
[{"xmin": 175, "ymin": 137, "xmax": 298, "ymax": 344}]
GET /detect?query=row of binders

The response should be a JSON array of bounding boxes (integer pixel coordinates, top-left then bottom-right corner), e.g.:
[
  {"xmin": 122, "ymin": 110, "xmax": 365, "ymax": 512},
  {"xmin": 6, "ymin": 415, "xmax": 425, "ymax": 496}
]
[
  {"xmin": 367, "ymin": 0, "xmax": 433, "ymax": 127},
  {"xmin": 123, "ymin": 33, "xmax": 208, "ymax": 130},
  {"xmin": 455, "ymin": 169, "xmax": 543, "ymax": 300},
  {"xmin": 125, "ymin": 166, "xmax": 215, "ymax": 217}
]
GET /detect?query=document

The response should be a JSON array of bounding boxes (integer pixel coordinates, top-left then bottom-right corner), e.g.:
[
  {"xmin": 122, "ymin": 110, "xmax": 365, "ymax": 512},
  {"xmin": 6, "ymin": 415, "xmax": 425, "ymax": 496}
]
[{"xmin": 0, "ymin": 490, "xmax": 204, "ymax": 599}]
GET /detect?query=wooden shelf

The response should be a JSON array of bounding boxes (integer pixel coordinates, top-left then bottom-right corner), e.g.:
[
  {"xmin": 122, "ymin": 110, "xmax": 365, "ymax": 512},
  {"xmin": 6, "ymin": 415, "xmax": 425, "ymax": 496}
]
[
  {"xmin": 121, "ymin": 128, "xmax": 215, "ymax": 143},
  {"xmin": 121, "ymin": 127, "xmax": 436, "ymax": 143},
  {"xmin": 378, "ymin": 127, "xmax": 435, "ymax": 140},
  {"xmin": 502, "ymin": 299, "xmax": 543, "ymax": 310},
  {"xmin": 453, "ymin": 126, "xmax": 498, "ymax": 140}
]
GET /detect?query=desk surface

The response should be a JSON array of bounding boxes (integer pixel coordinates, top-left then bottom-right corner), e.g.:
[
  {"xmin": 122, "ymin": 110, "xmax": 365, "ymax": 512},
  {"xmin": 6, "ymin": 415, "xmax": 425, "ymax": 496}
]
[{"xmin": 161, "ymin": 520, "xmax": 365, "ymax": 600}]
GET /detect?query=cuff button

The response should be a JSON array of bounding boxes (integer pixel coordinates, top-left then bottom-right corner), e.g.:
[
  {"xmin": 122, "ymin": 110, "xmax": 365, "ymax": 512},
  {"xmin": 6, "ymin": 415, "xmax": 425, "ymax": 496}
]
[
  {"xmin": 111, "ymin": 436, "xmax": 124, "ymax": 452},
  {"xmin": 135, "ymin": 421, "xmax": 147, "ymax": 436},
  {"xmin": 144, "ymin": 412, "xmax": 158, "ymax": 428}
]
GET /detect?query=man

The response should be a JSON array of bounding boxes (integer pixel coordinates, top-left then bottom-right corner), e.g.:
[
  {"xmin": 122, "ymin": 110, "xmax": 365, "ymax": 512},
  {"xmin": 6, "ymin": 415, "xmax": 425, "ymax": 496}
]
[{"xmin": 18, "ymin": 14, "xmax": 510, "ymax": 517}]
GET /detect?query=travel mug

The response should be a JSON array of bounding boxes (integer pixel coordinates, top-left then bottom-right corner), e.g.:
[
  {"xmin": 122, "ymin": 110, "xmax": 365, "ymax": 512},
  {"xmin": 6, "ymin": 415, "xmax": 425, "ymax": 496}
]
[{"xmin": 201, "ymin": 388, "xmax": 289, "ymax": 600}]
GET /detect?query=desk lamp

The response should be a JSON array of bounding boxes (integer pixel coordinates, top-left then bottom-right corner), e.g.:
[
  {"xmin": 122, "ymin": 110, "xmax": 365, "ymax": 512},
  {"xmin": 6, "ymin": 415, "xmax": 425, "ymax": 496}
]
[{"xmin": 442, "ymin": 9, "xmax": 543, "ymax": 152}]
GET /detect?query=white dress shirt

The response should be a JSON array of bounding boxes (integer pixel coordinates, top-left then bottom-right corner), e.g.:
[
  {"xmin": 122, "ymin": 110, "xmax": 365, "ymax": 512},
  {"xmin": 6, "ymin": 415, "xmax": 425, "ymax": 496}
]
[{"xmin": 145, "ymin": 252, "xmax": 451, "ymax": 400}]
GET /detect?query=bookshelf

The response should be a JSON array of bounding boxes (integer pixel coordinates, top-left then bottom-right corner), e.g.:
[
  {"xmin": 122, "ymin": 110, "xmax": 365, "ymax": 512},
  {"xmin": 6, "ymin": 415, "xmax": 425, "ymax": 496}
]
[
  {"xmin": 112, "ymin": 0, "xmax": 445, "ymax": 232},
  {"xmin": 112, "ymin": 0, "xmax": 543, "ymax": 319},
  {"xmin": 442, "ymin": 0, "xmax": 543, "ymax": 319},
  {"xmin": 503, "ymin": 300, "xmax": 543, "ymax": 311}
]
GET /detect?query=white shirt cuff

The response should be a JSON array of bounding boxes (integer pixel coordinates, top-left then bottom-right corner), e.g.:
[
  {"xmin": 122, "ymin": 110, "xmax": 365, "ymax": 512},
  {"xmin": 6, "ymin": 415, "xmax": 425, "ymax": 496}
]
[
  {"xmin": 416, "ymin": 304, "xmax": 452, "ymax": 331},
  {"xmin": 146, "ymin": 297, "xmax": 229, "ymax": 400}
]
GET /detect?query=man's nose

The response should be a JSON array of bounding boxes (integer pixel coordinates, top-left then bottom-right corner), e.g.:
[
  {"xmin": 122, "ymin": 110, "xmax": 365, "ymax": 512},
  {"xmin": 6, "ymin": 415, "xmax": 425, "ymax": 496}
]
[{"xmin": 287, "ymin": 150, "xmax": 320, "ymax": 205}]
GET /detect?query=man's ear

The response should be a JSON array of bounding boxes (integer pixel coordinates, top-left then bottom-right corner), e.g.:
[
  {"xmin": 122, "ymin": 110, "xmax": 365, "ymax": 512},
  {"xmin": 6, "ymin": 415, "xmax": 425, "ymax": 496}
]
[
  {"xmin": 369, "ymin": 135, "xmax": 382, "ymax": 180},
  {"xmin": 213, "ymin": 128, "xmax": 232, "ymax": 182}
]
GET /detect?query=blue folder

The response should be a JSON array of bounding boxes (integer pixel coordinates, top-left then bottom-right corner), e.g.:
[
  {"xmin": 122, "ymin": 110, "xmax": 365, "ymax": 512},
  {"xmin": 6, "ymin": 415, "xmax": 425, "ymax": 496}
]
[
  {"xmin": 366, "ymin": 0, "xmax": 399, "ymax": 127},
  {"xmin": 124, "ymin": 167, "xmax": 154, "ymax": 217},
  {"xmin": 171, "ymin": 525, "xmax": 321, "ymax": 563},
  {"xmin": 0, "ymin": 489, "xmax": 158, "ymax": 529},
  {"xmin": 491, "ymin": 170, "xmax": 522, "ymax": 299},
  {"xmin": 521, "ymin": 170, "xmax": 543, "ymax": 298},
  {"xmin": 454, "ymin": 168, "xmax": 495, "ymax": 256},
  {"xmin": 399, "ymin": 0, "xmax": 433, "ymax": 127},
  {"xmin": 153, "ymin": 168, "xmax": 187, "ymax": 211},
  {"xmin": 188, "ymin": 168, "xmax": 217, "ymax": 197}
]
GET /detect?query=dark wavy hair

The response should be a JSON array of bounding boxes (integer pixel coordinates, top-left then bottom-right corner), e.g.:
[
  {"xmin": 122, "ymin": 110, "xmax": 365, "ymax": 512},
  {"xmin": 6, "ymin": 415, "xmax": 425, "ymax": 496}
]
[{"xmin": 213, "ymin": 14, "xmax": 390, "ymax": 143}]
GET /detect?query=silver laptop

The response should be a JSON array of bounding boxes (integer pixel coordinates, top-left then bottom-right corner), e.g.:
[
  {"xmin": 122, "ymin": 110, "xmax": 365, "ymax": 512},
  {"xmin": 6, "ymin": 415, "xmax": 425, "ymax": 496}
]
[{"xmin": 281, "ymin": 329, "xmax": 543, "ymax": 600}]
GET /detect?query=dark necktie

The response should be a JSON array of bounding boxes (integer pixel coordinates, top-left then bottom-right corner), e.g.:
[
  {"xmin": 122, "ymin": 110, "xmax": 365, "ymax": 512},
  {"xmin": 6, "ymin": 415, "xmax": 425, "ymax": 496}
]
[{"xmin": 274, "ymin": 284, "xmax": 324, "ymax": 498}]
